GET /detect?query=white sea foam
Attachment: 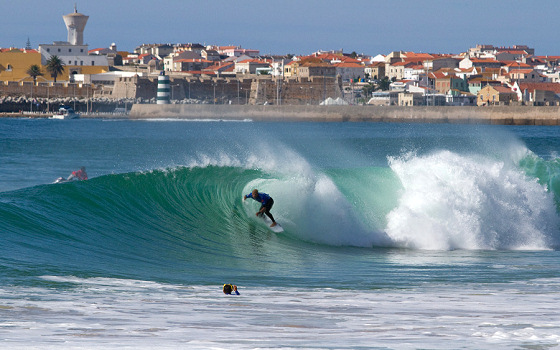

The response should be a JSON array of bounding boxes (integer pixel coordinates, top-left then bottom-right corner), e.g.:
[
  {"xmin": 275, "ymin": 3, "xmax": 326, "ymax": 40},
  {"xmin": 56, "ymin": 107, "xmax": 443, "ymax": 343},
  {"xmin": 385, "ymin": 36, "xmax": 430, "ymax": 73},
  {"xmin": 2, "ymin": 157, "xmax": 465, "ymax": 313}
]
[
  {"xmin": 0, "ymin": 275, "xmax": 558, "ymax": 349},
  {"xmin": 386, "ymin": 150, "xmax": 559, "ymax": 250}
]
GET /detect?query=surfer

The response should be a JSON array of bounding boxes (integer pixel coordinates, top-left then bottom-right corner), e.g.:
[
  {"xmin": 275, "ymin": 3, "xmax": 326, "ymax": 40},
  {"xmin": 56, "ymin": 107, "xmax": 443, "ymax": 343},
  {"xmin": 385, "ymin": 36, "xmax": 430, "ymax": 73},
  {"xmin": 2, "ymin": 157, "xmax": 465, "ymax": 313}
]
[
  {"xmin": 67, "ymin": 167, "xmax": 88, "ymax": 181},
  {"xmin": 54, "ymin": 166, "xmax": 88, "ymax": 183},
  {"xmin": 223, "ymin": 284, "xmax": 240, "ymax": 295},
  {"xmin": 244, "ymin": 189, "xmax": 277, "ymax": 227}
]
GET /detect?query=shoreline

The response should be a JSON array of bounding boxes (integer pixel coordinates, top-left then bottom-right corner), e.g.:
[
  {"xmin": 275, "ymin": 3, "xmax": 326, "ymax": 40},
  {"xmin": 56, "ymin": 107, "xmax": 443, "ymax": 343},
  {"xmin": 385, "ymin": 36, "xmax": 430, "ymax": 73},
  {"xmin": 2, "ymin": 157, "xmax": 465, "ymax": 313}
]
[{"xmin": 2, "ymin": 105, "xmax": 560, "ymax": 125}]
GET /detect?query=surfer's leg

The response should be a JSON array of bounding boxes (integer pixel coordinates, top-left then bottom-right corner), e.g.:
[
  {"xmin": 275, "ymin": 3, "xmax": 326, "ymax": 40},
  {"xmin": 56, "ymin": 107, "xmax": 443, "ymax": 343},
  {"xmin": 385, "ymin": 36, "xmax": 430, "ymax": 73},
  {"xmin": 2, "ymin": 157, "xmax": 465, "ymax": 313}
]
[
  {"xmin": 265, "ymin": 210, "xmax": 275, "ymax": 223},
  {"xmin": 264, "ymin": 199, "xmax": 276, "ymax": 224}
]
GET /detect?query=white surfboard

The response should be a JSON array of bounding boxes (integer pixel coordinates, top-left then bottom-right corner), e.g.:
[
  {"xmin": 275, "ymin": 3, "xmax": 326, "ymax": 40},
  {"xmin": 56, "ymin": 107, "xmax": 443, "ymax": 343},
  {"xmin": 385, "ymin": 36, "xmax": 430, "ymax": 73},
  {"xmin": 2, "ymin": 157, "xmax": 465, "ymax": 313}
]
[{"xmin": 260, "ymin": 214, "xmax": 284, "ymax": 233}]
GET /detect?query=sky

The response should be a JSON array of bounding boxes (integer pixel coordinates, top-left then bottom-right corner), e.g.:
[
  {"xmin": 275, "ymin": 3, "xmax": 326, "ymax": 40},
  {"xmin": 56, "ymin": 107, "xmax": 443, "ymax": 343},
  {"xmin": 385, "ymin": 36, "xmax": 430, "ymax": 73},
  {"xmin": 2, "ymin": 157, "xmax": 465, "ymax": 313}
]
[{"xmin": 2, "ymin": 0, "xmax": 560, "ymax": 57}]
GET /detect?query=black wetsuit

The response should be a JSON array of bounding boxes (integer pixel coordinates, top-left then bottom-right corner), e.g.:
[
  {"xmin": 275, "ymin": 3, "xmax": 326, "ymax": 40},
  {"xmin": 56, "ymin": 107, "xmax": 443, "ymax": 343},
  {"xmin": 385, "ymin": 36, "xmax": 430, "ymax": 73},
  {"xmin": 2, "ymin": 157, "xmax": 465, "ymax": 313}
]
[{"xmin": 245, "ymin": 192, "xmax": 276, "ymax": 223}]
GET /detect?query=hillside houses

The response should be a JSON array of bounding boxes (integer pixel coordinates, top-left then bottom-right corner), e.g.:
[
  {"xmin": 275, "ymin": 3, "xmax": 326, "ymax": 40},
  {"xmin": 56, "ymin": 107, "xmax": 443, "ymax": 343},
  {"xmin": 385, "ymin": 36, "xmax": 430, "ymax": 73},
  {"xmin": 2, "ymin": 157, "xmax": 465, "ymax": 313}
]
[
  {"xmin": 3, "ymin": 38, "xmax": 560, "ymax": 106},
  {"xmin": 86, "ymin": 42, "xmax": 560, "ymax": 106}
]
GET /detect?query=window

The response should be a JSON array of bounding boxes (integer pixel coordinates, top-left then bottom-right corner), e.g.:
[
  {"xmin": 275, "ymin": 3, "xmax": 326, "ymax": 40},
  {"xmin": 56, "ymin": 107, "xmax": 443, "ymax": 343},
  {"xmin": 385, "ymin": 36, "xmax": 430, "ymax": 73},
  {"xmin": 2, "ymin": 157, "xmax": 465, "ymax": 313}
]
[
  {"xmin": 80, "ymin": 61, "xmax": 83, "ymax": 66},
  {"xmin": 47, "ymin": 48, "xmax": 50, "ymax": 53},
  {"xmin": 80, "ymin": 49, "xmax": 84, "ymax": 53},
  {"xmin": 58, "ymin": 48, "xmax": 61, "ymax": 52},
  {"xmin": 92, "ymin": 61, "xmax": 95, "ymax": 66},
  {"xmin": 6, "ymin": 64, "xmax": 12, "ymax": 71},
  {"xmin": 69, "ymin": 48, "xmax": 72, "ymax": 53}
]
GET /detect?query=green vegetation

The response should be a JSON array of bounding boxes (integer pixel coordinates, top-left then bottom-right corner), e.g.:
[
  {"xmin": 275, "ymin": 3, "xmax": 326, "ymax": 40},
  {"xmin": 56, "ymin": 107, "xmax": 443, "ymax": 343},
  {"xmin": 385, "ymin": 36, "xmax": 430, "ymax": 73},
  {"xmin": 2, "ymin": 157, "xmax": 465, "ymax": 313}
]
[
  {"xmin": 45, "ymin": 55, "xmax": 65, "ymax": 82},
  {"xmin": 26, "ymin": 64, "xmax": 43, "ymax": 83}
]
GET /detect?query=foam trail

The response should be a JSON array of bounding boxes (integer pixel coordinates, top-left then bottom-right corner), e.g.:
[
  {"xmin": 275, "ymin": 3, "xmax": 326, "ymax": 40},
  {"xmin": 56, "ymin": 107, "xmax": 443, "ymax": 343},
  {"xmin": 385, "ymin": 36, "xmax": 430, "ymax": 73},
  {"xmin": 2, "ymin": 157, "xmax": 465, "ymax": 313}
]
[{"xmin": 386, "ymin": 150, "xmax": 559, "ymax": 250}]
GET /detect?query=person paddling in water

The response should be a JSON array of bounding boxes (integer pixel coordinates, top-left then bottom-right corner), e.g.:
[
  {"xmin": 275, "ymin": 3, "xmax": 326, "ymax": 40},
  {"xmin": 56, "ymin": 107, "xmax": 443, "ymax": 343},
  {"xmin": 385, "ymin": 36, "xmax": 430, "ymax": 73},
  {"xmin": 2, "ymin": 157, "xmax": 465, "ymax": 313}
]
[
  {"xmin": 67, "ymin": 166, "xmax": 88, "ymax": 181},
  {"xmin": 55, "ymin": 166, "xmax": 88, "ymax": 183},
  {"xmin": 244, "ymin": 189, "xmax": 277, "ymax": 227}
]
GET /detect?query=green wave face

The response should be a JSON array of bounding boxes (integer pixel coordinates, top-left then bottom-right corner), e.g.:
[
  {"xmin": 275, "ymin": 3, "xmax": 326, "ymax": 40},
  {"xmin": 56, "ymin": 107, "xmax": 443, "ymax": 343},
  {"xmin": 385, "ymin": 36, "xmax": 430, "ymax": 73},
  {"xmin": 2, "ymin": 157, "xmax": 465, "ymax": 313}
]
[{"xmin": 1, "ymin": 150, "xmax": 560, "ymax": 284}]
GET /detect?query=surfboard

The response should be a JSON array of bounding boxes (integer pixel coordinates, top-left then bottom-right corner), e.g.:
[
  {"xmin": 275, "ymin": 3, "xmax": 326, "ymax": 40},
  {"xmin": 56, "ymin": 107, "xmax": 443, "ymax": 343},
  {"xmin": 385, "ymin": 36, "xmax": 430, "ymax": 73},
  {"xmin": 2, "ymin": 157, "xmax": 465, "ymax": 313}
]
[
  {"xmin": 260, "ymin": 214, "xmax": 284, "ymax": 233},
  {"xmin": 243, "ymin": 200, "xmax": 284, "ymax": 232}
]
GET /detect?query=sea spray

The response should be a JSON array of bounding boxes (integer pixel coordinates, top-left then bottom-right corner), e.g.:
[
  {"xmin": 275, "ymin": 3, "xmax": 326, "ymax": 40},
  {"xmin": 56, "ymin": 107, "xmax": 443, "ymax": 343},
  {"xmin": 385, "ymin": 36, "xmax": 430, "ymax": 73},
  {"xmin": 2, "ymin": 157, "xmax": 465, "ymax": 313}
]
[{"xmin": 386, "ymin": 150, "xmax": 559, "ymax": 250}]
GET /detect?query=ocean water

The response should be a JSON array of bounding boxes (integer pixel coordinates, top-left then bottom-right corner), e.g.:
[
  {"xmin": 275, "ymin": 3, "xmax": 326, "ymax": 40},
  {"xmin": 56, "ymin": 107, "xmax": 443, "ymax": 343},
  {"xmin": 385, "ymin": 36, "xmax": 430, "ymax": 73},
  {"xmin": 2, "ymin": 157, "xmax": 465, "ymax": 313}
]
[{"xmin": 1, "ymin": 117, "xmax": 559, "ymax": 349}]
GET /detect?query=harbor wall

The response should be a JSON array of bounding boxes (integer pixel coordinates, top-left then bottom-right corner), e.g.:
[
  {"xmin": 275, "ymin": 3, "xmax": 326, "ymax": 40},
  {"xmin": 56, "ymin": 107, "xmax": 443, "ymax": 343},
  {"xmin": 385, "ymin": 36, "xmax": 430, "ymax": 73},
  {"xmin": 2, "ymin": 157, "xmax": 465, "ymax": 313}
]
[{"xmin": 129, "ymin": 104, "xmax": 560, "ymax": 125}]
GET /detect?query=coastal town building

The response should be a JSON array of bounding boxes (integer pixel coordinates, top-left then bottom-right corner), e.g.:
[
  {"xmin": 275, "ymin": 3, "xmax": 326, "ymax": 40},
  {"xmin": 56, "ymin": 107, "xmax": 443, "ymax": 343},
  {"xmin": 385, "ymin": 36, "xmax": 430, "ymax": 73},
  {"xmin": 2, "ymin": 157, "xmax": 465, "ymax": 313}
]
[
  {"xmin": 364, "ymin": 62, "xmax": 385, "ymax": 80},
  {"xmin": 37, "ymin": 6, "xmax": 108, "ymax": 81},
  {"xmin": 512, "ymin": 82, "xmax": 560, "ymax": 105},
  {"xmin": 0, "ymin": 49, "xmax": 42, "ymax": 82},
  {"xmin": 468, "ymin": 44, "xmax": 534, "ymax": 58},
  {"xmin": 134, "ymin": 44, "xmax": 174, "ymax": 58},
  {"xmin": 386, "ymin": 61, "xmax": 407, "ymax": 81},
  {"xmin": 431, "ymin": 71, "xmax": 468, "ymax": 94},
  {"xmin": 174, "ymin": 59, "xmax": 213, "ymax": 72},
  {"xmin": 467, "ymin": 77, "xmax": 501, "ymax": 95},
  {"xmin": 217, "ymin": 46, "xmax": 260, "ymax": 58},
  {"xmin": 459, "ymin": 57, "xmax": 502, "ymax": 70},
  {"xmin": 477, "ymin": 85, "xmax": 517, "ymax": 106},
  {"xmin": 403, "ymin": 64, "xmax": 425, "ymax": 81},
  {"xmin": 202, "ymin": 62, "xmax": 235, "ymax": 76},
  {"xmin": 297, "ymin": 61, "xmax": 336, "ymax": 78},
  {"xmin": 398, "ymin": 92, "xmax": 424, "ymax": 106},
  {"xmin": 334, "ymin": 62, "xmax": 365, "ymax": 82},
  {"xmin": 507, "ymin": 69, "xmax": 542, "ymax": 83},
  {"xmin": 234, "ymin": 59, "xmax": 271, "ymax": 75}
]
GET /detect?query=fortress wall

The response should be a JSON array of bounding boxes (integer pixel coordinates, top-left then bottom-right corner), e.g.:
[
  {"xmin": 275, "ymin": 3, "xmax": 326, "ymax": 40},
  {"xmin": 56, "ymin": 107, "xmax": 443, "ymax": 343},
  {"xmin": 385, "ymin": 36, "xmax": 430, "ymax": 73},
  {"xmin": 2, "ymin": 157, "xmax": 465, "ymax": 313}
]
[
  {"xmin": 128, "ymin": 104, "xmax": 560, "ymax": 125},
  {"xmin": 0, "ymin": 81, "xmax": 94, "ymax": 98}
]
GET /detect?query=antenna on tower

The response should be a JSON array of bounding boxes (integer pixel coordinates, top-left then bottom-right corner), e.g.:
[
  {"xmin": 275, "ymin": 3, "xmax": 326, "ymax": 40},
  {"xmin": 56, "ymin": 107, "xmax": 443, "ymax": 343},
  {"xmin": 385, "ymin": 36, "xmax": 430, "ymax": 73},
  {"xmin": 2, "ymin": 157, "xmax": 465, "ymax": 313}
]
[{"xmin": 74, "ymin": 3, "xmax": 77, "ymax": 13}]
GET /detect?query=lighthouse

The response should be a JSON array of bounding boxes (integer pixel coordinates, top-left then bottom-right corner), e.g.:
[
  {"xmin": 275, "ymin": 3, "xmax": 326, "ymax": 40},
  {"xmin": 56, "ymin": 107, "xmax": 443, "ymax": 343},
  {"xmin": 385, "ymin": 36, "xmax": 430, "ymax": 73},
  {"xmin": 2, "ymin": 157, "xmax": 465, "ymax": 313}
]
[
  {"xmin": 157, "ymin": 71, "xmax": 170, "ymax": 104},
  {"xmin": 63, "ymin": 5, "xmax": 89, "ymax": 45}
]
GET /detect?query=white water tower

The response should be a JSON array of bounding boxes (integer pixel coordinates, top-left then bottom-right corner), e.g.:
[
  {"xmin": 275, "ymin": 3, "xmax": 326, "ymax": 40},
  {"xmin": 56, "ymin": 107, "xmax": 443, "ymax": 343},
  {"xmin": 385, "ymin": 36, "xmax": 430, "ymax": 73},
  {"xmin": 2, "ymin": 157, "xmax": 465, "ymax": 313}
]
[{"xmin": 63, "ymin": 5, "xmax": 89, "ymax": 45}]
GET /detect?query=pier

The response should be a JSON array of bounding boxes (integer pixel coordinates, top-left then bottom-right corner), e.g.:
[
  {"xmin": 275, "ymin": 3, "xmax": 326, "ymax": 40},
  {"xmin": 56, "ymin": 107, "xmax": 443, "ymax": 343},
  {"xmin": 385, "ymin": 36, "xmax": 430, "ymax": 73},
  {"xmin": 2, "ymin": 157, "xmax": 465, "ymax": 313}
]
[{"xmin": 128, "ymin": 105, "xmax": 560, "ymax": 125}]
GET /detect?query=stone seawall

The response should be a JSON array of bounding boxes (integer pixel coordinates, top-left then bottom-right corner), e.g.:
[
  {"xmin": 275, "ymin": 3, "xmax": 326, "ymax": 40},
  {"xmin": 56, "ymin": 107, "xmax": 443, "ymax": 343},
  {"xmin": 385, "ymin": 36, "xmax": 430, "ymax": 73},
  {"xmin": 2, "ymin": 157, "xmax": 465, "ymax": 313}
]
[{"xmin": 129, "ymin": 104, "xmax": 560, "ymax": 125}]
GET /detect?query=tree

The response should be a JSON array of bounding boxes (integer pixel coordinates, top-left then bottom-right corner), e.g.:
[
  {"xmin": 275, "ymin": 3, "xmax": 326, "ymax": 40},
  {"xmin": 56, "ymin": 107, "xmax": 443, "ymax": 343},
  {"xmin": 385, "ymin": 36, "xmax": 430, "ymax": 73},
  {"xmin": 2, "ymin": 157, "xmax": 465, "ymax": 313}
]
[
  {"xmin": 362, "ymin": 83, "xmax": 375, "ymax": 99},
  {"xmin": 377, "ymin": 76, "xmax": 391, "ymax": 91},
  {"xmin": 45, "ymin": 55, "xmax": 65, "ymax": 82},
  {"xmin": 26, "ymin": 64, "xmax": 43, "ymax": 84}
]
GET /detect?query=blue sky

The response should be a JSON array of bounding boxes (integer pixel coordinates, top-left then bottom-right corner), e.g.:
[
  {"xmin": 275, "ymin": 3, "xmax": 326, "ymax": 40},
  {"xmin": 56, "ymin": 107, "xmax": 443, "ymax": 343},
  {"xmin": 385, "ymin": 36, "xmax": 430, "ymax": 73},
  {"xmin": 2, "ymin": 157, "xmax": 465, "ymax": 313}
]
[{"xmin": 2, "ymin": 0, "xmax": 559, "ymax": 56}]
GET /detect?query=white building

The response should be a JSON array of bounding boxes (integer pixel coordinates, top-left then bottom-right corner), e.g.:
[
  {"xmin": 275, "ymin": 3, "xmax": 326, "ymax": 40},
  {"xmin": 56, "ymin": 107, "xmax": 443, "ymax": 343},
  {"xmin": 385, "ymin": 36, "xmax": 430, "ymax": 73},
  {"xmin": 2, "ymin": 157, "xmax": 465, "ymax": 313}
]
[
  {"xmin": 39, "ymin": 42, "xmax": 108, "ymax": 68},
  {"xmin": 38, "ymin": 6, "xmax": 108, "ymax": 70},
  {"xmin": 403, "ymin": 64, "xmax": 425, "ymax": 81},
  {"xmin": 218, "ymin": 46, "xmax": 259, "ymax": 58},
  {"xmin": 73, "ymin": 71, "xmax": 141, "ymax": 85}
]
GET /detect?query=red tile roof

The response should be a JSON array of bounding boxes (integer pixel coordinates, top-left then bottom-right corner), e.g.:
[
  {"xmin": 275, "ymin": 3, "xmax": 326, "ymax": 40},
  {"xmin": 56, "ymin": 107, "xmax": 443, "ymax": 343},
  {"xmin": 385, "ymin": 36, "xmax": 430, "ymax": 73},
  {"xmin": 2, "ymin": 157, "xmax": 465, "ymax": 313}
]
[{"xmin": 519, "ymin": 82, "xmax": 560, "ymax": 93}]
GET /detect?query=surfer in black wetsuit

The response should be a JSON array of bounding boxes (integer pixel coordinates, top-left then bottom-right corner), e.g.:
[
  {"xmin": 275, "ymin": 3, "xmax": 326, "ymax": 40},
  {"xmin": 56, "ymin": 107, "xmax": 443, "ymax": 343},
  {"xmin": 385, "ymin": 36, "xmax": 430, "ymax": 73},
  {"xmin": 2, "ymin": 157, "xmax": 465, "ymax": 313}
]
[
  {"xmin": 243, "ymin": 189, "xmax": 277, "ymax": 227},
  {"xmin": 223, "ymin": 284, "xmax": 240, "ymax": 295}
]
